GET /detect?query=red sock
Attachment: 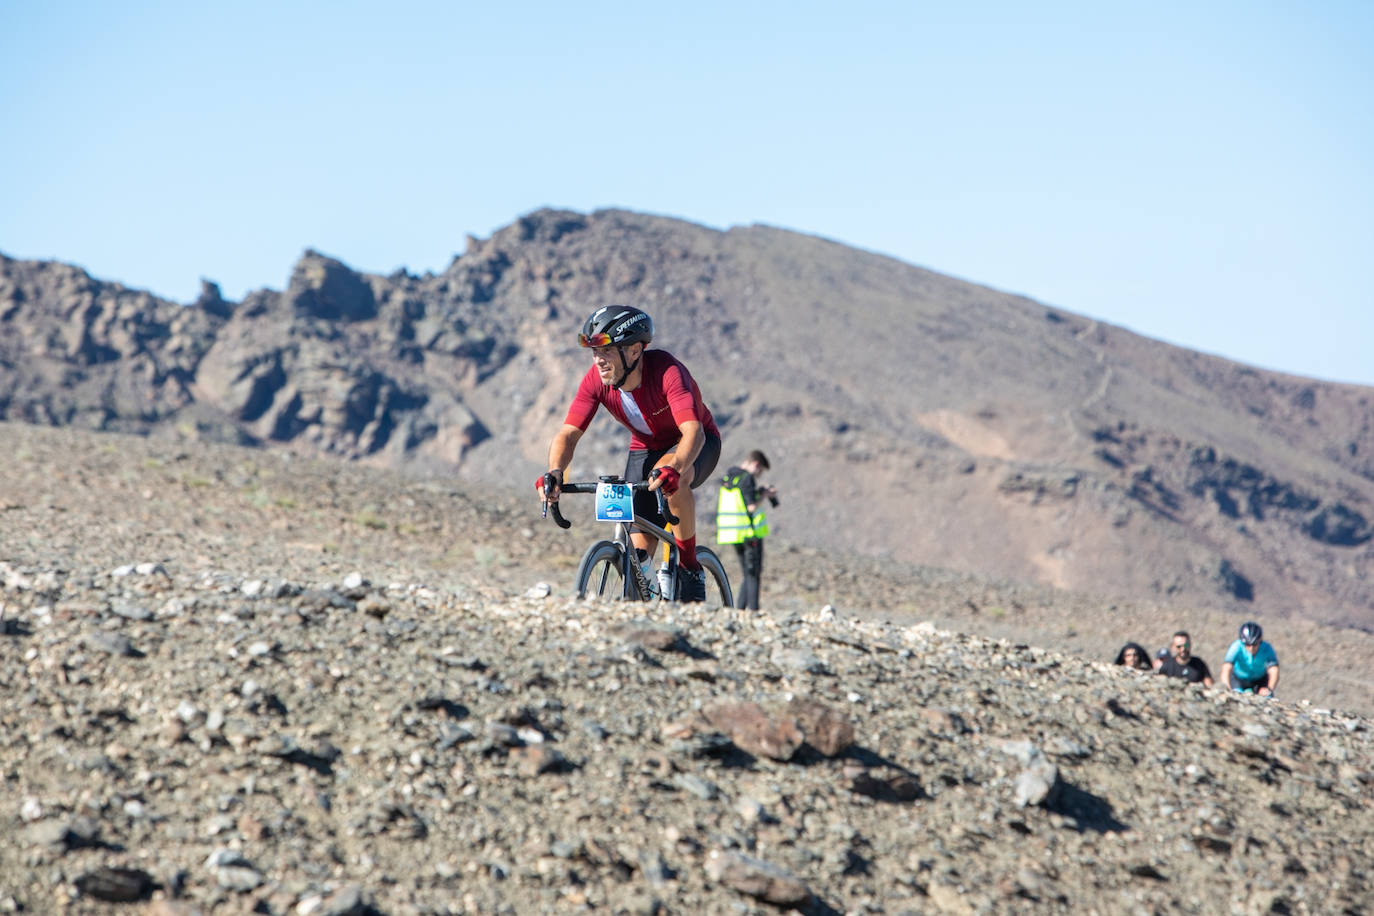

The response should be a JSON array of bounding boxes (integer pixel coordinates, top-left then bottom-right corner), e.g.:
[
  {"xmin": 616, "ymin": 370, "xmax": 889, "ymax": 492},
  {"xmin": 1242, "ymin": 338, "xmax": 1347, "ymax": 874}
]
[{"xmin": 676, "ymin": 535, "xmax": 700, "ymax": 570}]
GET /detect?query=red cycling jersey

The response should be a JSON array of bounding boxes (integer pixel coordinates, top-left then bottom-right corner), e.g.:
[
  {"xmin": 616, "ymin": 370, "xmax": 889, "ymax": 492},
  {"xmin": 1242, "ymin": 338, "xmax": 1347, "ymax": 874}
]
[{"xmin": 564, "ymin": 349, "xmax": 719, "ymax": 451}]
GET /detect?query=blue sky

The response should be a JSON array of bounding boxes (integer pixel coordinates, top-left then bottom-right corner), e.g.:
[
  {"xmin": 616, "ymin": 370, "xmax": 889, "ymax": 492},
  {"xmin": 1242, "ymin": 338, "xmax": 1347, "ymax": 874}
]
[{"xmin": 3, "ymin": 1, "xmax": 1371, "ymax": 385}]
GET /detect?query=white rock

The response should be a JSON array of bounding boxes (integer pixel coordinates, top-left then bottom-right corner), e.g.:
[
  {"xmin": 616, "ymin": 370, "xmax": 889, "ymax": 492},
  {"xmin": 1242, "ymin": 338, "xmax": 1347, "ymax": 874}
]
[
  {"xmin": 204, "ymin": 847, "xmax": 249, "ymax": 869},
  {"xmin": 1015, "ymin": 751, "xmax": 1061, "ymax": 807},
  {"xmin": 204, "ymin": 815, "xmax": 236, "ymax": 837},
  {"xmin": 735, "ymin": 797, "xmax": 766, "ymax": 823},
  {"xmin": 216, "ymin": 866, "xmax": 264, "ymax": 892},
  {"xmin": 771, "ymin": 646, "xmax": 829, "ymax": 674},
  {"xmin": 997, "ymin": 739, "xmax": 1041, "ymax": 767}
]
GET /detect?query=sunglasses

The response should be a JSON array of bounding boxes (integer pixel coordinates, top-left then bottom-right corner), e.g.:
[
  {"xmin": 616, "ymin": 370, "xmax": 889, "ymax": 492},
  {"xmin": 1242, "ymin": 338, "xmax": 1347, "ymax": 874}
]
[{"xmin": 579, "ymin": 332, "xmax": 614, "ymax": 348}]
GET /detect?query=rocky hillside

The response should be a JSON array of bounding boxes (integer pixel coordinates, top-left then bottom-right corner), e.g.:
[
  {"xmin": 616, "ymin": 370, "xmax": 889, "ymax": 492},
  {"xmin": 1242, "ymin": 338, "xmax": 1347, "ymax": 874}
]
[
  {"xmin": 3, "ymin": 209, "xmax": 1372, "ymax": 629},
  {"xmin": 1, "ymin": 421, "xmax": 1372, "ymax": 915}
]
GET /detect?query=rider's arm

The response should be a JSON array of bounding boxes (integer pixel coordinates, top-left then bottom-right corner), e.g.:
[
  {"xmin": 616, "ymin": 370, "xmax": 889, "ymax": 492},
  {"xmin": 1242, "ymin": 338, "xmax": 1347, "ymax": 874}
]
[
  {"xmin": 1266, "ymin": 663, "xmax": 1280, "ymax": 693},
  {"xmin": 1219, "ymin": 661, "xmax": 1234, "ymax": 689},
  {"xmin": 670, "ymin": 420, "xmax": 704, "ymax": 478},
  {"xmin": 647, "ymin": 420, "xmax": 703, "ymax": 494},
  {"xmin": 546, "ymin": 424, "xmax": 584, "ymax": 491}
]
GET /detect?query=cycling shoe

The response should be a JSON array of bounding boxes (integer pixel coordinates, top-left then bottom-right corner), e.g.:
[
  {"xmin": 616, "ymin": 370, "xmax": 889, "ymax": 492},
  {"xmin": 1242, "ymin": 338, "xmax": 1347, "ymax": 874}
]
[{"xmin": 678, "ymin": 567, "xmax": 706, "ymax": 603}]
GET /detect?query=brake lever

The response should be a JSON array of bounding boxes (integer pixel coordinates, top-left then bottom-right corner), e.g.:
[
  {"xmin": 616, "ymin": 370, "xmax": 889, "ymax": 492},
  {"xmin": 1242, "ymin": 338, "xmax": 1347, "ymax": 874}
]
[
  {"xmin": 653, "ymin": 484, "xmax": 680, "ymax": 527},
  {"xmin": 539, "ymin": 472, "xmax": 572, "ymax": 528}
]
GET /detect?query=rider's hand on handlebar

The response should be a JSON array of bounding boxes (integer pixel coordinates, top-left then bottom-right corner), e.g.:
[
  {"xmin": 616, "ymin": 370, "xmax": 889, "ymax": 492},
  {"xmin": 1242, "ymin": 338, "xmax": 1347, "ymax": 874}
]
[
  {"xmin": 649, "ymin": 466, "xmax": 680, "ymax": 496},
  {"xmin": 535, "ymin": 471, "xmax": 562, "ymax": 501}
]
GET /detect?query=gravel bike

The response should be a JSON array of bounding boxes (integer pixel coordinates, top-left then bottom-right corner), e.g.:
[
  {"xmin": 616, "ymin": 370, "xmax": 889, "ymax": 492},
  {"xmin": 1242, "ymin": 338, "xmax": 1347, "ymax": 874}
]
[{"xmin": 541, "ymin": 474, "xmax": 733, "ymax": 605}]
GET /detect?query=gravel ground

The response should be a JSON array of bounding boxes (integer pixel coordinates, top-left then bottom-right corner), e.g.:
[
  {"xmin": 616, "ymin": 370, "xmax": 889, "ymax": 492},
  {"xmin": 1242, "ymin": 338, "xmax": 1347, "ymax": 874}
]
[{"xmin": 2, "ymin": 422, "xmax": 1372, "ymax": 914}]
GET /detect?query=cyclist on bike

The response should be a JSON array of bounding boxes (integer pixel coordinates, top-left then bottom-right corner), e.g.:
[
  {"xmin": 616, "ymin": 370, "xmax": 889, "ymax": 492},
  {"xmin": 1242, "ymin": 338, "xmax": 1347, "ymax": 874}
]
[
  {"xmin": 537, "ymin": 305, "xmax": 721, "ymax": 602},
  {"xmin": 1219, "ymin": 621, "xmax": 1280, "ymax": 696}
]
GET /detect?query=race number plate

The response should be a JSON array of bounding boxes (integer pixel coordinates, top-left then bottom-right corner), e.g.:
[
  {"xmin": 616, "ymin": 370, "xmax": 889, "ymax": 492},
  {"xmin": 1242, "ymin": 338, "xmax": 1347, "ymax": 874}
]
[{"xmin": 595, "ymin": 481, "xmax": 634, "ymax": 522}]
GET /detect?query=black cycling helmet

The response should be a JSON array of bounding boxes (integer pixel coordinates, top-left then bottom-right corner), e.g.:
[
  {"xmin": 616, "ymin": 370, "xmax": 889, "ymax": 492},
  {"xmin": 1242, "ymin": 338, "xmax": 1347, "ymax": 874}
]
[
  {"xmin": 579, "ymin": 305, "xmax": 653, "ymax": 348},
  {"xmin": 579, "ymin": 305, "xmax": 653, "ymax": 389},
  {"xmin": 1239, "ymin": 621, "xmax": 1263, "ymax": 646}
]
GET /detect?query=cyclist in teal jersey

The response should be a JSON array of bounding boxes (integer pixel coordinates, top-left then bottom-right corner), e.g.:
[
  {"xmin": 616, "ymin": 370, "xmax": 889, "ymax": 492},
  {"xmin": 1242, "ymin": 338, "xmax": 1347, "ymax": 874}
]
[{"xmin": 1220, "ymin": 621, "xmax": 1280, "ymax": 696}]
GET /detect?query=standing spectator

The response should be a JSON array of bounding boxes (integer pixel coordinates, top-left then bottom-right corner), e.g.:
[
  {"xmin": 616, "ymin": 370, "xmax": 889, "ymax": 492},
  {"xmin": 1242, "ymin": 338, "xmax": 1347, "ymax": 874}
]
[
  {"xmin": 715, "ymin": 449, "xmax": 777, "ymax": 610},
  {"xmin": 1114, "ymin": 642, "xmax": 1152, "ymax": 670},
  {"xmin": 1152, "ymin": 646, "xmax": 1168, "ymax": 671},
  {"xmin": 1220, "ymin": 621, "xmax": 1280, "ymax": 696},
  {"xmin": 1155, "ymin": 631, "xmax": 1214, "ymax": 686}
]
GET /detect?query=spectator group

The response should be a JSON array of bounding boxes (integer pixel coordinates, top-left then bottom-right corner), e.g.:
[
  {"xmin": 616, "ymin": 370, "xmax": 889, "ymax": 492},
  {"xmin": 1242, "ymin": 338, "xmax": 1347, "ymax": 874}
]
[{"xmin": 1115, "ymin": 621, "xmax": 1280, "ymax": 697}]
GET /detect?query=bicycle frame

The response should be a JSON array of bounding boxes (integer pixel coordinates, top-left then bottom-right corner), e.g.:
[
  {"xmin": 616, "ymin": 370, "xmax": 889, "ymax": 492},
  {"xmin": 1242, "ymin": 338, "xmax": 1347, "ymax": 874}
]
[
  {"xmin": 541, "ymin": 474, "xmax": 732, "ymax": 606},
  {"xmin": 554, "ymin": 477, "xmax": 679, "ymax": 601},
  {"xmin": 598, "ymin": 512, "xmax": 679, "ymax": 601}
]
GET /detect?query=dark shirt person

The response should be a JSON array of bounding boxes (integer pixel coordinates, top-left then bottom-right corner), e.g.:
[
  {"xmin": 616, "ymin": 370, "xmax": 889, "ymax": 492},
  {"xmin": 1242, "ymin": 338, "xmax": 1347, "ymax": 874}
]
[{"xmin": 1155, "ymin": 631, "xmax": 1213, "ymax": 686}]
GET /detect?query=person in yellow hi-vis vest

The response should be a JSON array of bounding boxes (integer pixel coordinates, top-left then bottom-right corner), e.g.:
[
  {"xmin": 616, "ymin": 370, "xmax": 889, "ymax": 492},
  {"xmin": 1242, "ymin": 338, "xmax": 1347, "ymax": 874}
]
[{"xmin": 715, "ymin": 450, "xmax": 777, "ymax": 610}]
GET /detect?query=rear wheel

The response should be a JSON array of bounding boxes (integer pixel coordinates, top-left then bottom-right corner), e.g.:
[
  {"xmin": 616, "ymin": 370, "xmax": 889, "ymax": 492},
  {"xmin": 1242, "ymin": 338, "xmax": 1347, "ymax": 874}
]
[
  {"xmin": 696, "ymin": 547, "xmax": 733, "ymax": 608},
  {"xmin": 575, "ymin": 540, "xmax": 641, "ymax": 600}
]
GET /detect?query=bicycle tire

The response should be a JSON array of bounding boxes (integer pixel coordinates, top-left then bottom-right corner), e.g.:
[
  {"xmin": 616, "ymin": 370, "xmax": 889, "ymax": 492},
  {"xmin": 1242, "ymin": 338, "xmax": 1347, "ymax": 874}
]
[
  {"xmin": 696, "ymin": 547, "xmax": 734, "ymax": 608},
  {"xmin": 575, "ymin": 540, "xmax": 643, "ymax": 601}
]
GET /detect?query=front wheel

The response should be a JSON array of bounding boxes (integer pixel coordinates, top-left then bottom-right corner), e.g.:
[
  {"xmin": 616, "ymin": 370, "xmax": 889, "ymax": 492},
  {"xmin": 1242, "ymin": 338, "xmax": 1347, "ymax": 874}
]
[
  {"xmin": 696, "ymin": 547, "xmax": 733, "ymax": 608},
  {"xmin": 575, "ymin": 540, "xmax": 642, "ymax": 600}
]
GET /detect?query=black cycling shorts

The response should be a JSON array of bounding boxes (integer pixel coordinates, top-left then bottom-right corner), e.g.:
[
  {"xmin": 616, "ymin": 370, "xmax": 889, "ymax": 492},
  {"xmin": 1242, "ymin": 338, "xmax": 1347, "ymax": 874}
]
[
  {"xmin": 1234, "ymin": 674, "xmax": 1269, "ymax": 692},
  {"xmin": 624, "ymin": 432, "xmax": 721, "ymax": 528}
]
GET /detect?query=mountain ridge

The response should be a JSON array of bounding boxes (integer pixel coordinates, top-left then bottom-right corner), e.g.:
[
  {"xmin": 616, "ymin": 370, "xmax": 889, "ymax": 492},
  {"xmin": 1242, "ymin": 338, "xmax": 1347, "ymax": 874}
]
[{"xmin": 2, "ymin": 207, "xmax": 1371, "ymax": 627}]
